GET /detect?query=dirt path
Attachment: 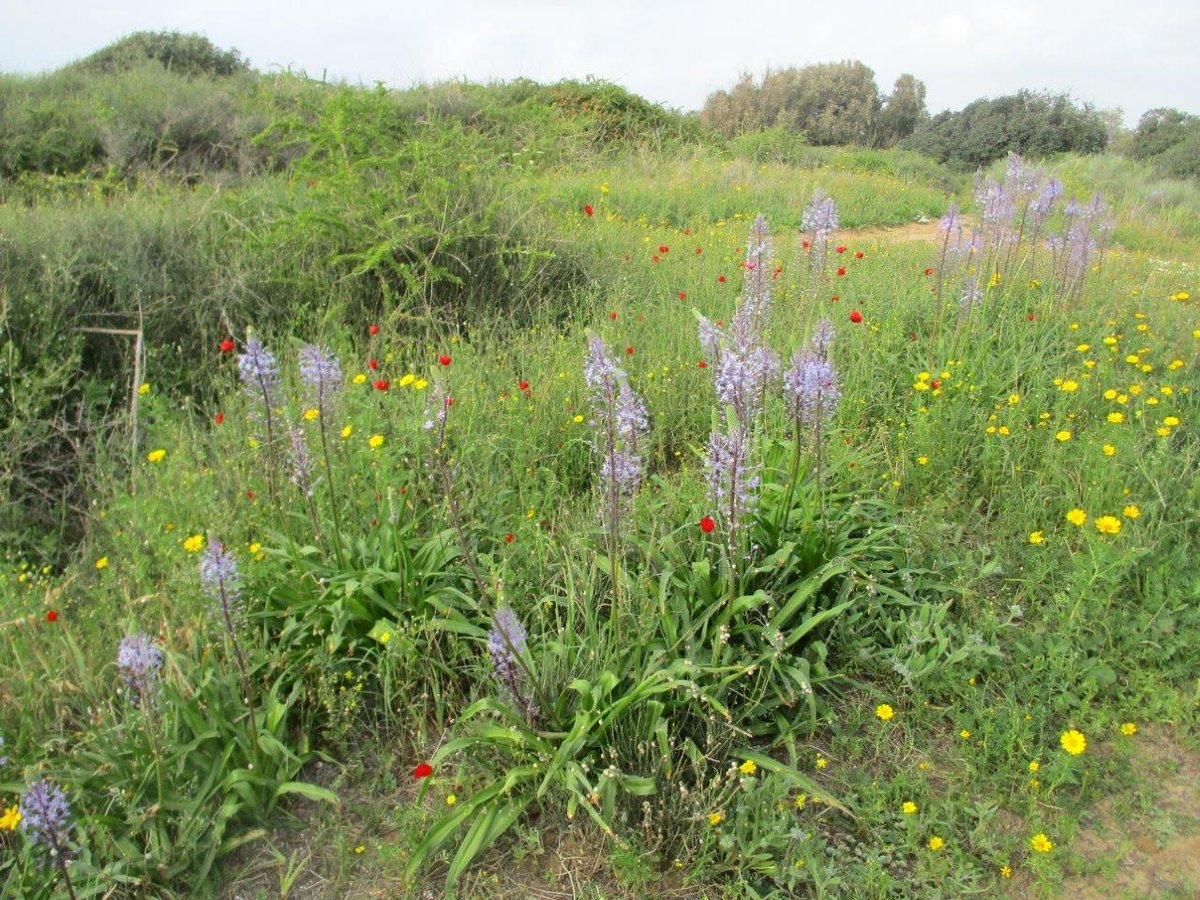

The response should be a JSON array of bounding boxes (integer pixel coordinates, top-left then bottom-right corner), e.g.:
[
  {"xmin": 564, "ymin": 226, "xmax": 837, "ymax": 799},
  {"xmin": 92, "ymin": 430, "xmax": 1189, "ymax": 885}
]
[{"xmin": 1029, "ymin": 725, "xmax": 1200, "ymax": 898}]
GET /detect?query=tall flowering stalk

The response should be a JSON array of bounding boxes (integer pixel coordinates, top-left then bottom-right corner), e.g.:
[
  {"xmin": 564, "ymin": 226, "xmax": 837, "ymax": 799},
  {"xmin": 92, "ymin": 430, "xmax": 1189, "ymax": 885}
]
[
  {"xmin": 1050, "ymin": 192, "xmax": 1112, "ymax": 304},
  {"xmin": 19, "ymin": 779, "xmax": 78, "ymax": 900},
  {"xmin": 237, "ymin": 338, "xmax": 283, "ymax": 505},
  {"xmin": 700, "ymin": 216, "xmax": 780, "ymax": 563},
  {"xmin": 801, "ymin": 188, "xmax": 839, "ymax": 287},
  {"xmin": 486, "ymin": 607, "xmax": 539, "ymax": 723},
  {"xmin": 200, "ymin": 541, "xmax": 260, "ymax": 759},
  {"xmin": 117, "ymin": 633, "xmax": 166, "ymax": 802},
  {"xmin": 782, "ymin": 319, "xmax": 840, "ymax": 525},
  {"xmin": 298, "ymin": 343, "xmax": 346, "ymax": 566},
  {"xmin": 423, "ymin": 378, "xmax": 490, "ymax": 602},
  {"xmin": 287, "ymin": 426, "xmax": 324, "ymax": 542},
  {"xmin": 584, "ymin": 332, "xmax": 649, "ymax": 631}
]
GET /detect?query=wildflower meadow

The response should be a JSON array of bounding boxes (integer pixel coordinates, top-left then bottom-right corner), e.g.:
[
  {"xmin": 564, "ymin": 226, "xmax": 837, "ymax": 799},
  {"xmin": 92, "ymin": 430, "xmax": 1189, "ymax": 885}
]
[{"xmin": 2, "ymin": 36, "xmax": 1199, "ymax": 900}]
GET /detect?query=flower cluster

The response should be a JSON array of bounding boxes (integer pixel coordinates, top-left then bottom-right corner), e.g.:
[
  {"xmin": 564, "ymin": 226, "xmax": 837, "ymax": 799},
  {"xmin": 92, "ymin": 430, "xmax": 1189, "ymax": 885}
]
[
  {"xmin": 19, "ymin": 779, "xmax": 72, "ymax": 857},
  {"xmin": 486, "ymin": 607, "xmax": 537, "ymax": 722},
  {"xmin": 584, "ymin": 333, "xmax": 649, "ymax": 531},
  {"xmin": 116, "ymin": 634, "xmax": 165, "ymax": 705},
  {"xmin": 298, "ymin": 343, "xmax": 343, "ymax": 415}
]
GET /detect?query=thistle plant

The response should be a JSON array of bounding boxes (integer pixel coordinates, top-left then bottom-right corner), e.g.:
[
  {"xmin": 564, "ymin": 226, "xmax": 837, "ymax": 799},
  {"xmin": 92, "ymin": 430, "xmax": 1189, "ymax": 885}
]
[
  {"xmin": 237, "ymin": 338, "xmax": 283, "ymax": 504},
  {"xmin": 19, "ymin": 779, "xmax": 78, "ymax": 900},
  {"xmin": 200, "ymin": 541, "xmax": 260, "ymax": 758},
  {"xmin": 486, "ymin": 607, "xmax": 538, "ymax": 723},
  {"xmin": 583, "ymin": 332, "xmax": 649, "ymax": 628},
  {"xmin": 298, "ymin": 343, "xmax": 346, "ymax": 565}
]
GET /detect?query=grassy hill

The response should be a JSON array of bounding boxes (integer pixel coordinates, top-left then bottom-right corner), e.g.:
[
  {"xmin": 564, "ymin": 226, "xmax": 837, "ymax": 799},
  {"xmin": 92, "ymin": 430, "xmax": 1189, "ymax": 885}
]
[{"xmin": 2, "ymin": 35, "xmax": 1198, "ymax": 898}]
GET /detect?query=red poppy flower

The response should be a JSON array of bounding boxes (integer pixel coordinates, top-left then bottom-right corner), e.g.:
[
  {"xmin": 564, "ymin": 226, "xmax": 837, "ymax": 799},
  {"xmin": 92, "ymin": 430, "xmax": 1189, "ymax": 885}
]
[
  {"xmin": 445, "ymin": 396, "xmax": 454, "ymax": 407},
  {"xmin": 518, "ymin": 380, "xmax": 529, "ymax": 391},
  {"xmin": 220, "ymin": 338, "xmax": 235, "ymax": 353},
  {"xmin": 854, "ymin": 251, "xmax": 864, "ymax": 259},
  {"xmin": 438, "ymin": 355, "xmax": 452, "ymax": 366},
  {"xmin": 836, "ymin": 246, "xmax": 847, "ymax": 254},
  {"xmin": 214, "ymin": 411, "xmax": 225, "ymax": 425},
  {"xmin": 658, "ymin": 245, "xmax": 669, "ymax": 253},
  {"xmin": 609, "ymin": 311, "xmax": 618, "ymax": 320},
  {"xmin": 697, "ymin": 360, "xmax": 708, "ymax": 368},
  {"xmin": 504, "ymin": 533, "xmax": 514, "ymax": 544},
  {"xmin": 678, "ymin": 291, "xmax": 687, "ymax": 300},
  {"xmin": 930, "ymin": 379, "xmax": 941, "ymax": 390},
  {"xmin": 368, "ymin": 324, "xmax": 380, "ymax": 335},
  {"xmin": 837, "ymin": 267, "xmax": 847, "ymax": 277},
  {"xmin": 651, "ymin": 254, "xmax": 661, "ymax": 263},
  {"xmin": 802, "ymin": 240, "xmax": 811, "ymax": 249},
  {"xmin": 772, "ymin": 267, "xmax": 782, "ymax": 278},
  {"xmin": 1026, "ymin": 313, "xmax": 1035, "ymax": 321},
  {"xmin": 699, "ymin": 516, "xmax": 716, "ymax": 533},
  {"xmin": 374, "ymin": 379, "xmax": 390, "ymax": 391},
  {"xmin": 367, "ymin": 358, "xmax": 379, "ymax": 370},
  {"xmin": 831, "ymin": 295, "xmax": 840, "ymax": 303},
  {"xmin": 625, "ymin": 346, "xmax": 634, "ymax": 355},
  {"xmin": 924, "ymin": 267, "xmax": 934, "ymax": 276},
  {"xmin": 413, "ymin": 762, "xmax": 434, "ymax": 778},
  {"xmin": 46, "ymin": 610, "xmax": 58, "ymax": 622},
  {"xmin": 583, "ymin": 204, "xmax": 594, "ymax": 217},
  {"xmin": 694, "ymin": 247, "xmax": 702, "ymax": 254},
  {"xmin": 246, "ymin": 490, "xmax": 257, "ymax": 500},
  {"xmin": 849, "ymin": 310, "xmax": 863, "ymax": 323},
  {"xmin": 717, "ymin": 275, "xmax": 727, "ymax": 283}
]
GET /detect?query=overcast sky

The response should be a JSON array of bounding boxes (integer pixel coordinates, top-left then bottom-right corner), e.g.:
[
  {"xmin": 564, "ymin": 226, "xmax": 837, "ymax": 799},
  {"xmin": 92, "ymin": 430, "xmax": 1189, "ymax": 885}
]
[{"xmin": 4, "ymin": 0, "xmax": 1198, "ymax": 125}]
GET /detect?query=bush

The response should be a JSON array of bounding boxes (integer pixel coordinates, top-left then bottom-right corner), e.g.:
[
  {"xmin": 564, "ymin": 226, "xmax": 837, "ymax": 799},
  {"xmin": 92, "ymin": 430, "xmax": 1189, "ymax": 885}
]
[
  {"xmin": 903, "ymin": 90, "xmax": 1108, "ymax": 169},
  {"xmin": 70, "ymin": 30, "xmax": 250, "ymax": 78}
]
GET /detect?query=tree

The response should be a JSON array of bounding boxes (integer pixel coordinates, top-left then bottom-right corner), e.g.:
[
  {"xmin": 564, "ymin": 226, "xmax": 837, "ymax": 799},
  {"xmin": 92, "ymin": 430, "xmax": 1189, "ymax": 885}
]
[{"xmin": 875, "ymin": 74, "xmax": 929, "ymax": 146}]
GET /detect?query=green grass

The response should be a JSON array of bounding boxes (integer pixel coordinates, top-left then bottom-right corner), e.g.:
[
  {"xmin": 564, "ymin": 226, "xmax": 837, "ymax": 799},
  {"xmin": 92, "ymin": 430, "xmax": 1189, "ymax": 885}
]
[{"xmin": 2, "ymin": 61, "xmax": 1200, "ymax": 900}]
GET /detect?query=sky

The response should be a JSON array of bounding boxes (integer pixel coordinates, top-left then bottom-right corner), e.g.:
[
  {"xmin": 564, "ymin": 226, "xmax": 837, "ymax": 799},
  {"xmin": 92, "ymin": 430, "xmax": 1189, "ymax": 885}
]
[{"xmin": 4, "ymin": 0, "xmax": 1199, "ymax": 126}]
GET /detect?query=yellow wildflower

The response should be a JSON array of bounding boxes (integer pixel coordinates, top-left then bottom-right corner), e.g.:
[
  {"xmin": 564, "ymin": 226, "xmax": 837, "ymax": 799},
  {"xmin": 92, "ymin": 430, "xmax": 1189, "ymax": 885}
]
[
  {"xmin": 95, "ymin": 556, "xmax": 109, "ymax": 569},
  {"xmin": 902, "ymin": 801, "xmax": 918, "ymax": 815},
  {"xmin": 352, "ymin": 373, "xmax": 367, "ymax": 385},
  {"xmin": 303, "ymin": 408, "xmax": 319, "ymax": 421},
  {"xmin": 1102, "ymin": 444, "xmax": 1116, "ymax": 457},
  {"xmin": 1122, "ymin": 505, "xmax": 1140, "ymax": 519},
  {"xmin": 739, "ymin": 759, "xmax": 758, "ymax": 776},
  {"xmin": 1028, "ymin": 531, "xmax": 1044, "ymax": 545},
  {"xmin": 1120, "ymin": 722, "xmax": 1137, "ymax": 736},
  {"xmin": 1060, "ymin": 729, "xmax": 1087, "ymax": 755},
  {"xmin": 875, "ymin": 704, "xmax": 895, "ymax": 721},
  {"xmin": 1163, "ymin": 416, "xmax": 1180, "ymax": 426},
  {"xmin": 1055, "ymin": 430, "xmax": 1071, "ymax": 442},
  {"xmin": 183, "ymin": 534, "xmax": 205, "ymax": 553},
  {"xmin": 1030, "ymin": 833, "xmax": 1054, "ymax": 853},
  {"xmin": 1094, "ymin": 516, "xmax": 1121, "ymax": 535},
  {"xmin": 146, "ymin": 449, "xmax": 167, "ymax": 463},
  {"xmin": 446, "ymin": 794, "xmax": 457, "ymax": 806},
  {"xmin": 398, "ymin": 374, "xmax": 416, "ymax": 387},
  {"xmin": 0, "ymin": 805, "xmax": 20, "ymax": 831},
  {"xmin": 341, "ymin": 425, "xmax": 353, "ymax": 438},
  {"xmin": 138, "ymin": 383, "xmax": 151, "ymax": 395},
  {"xmin": 1107, "ymin": 412, "xmax": 1125, "ymax": 424},
  {"xmin": 368, "ymin": 434, "xmax": 384, "ymax": 449},
  {"xmin": 1000, "ymin": 865, "xmax": 1012, "ymax": 878},
  {"xmin": 1028, "ymin": 761, "xmax": 1040, "ymax": 773},
  {"xmin": 1066, "ymin": 509, "xmax": 1087, "ymax": 526},
  {"xmin": 708, "ymin": 811, "xmax": 725, "ymax": 826},
  {"xmin": 928, "ymin": 836, "xmax": 945, "ymax": 851}
]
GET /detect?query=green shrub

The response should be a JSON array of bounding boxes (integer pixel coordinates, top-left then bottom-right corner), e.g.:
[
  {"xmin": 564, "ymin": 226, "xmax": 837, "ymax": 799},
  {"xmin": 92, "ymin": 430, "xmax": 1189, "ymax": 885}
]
[
  {"xmin": 903, "ymin": 90, "xmax": 1108, "ymax": 169},
  {"xmin": 70, "ymin": 30, "xmax": 250, "ymax": 78}
]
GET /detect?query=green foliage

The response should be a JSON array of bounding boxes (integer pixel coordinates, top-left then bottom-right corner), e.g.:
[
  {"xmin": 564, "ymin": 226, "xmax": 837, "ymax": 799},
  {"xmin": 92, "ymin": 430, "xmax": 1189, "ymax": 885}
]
[
  {"xmin": 702, "ymin": 61, "xmax": 927, "ymax": 148},
  {"xmin": 71, "ymin": 30, "xmax": 250, "ymax": 78},
  {"xmin": 903, "ymin": 90, "xmax": 1108, "ymax": 169}
]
